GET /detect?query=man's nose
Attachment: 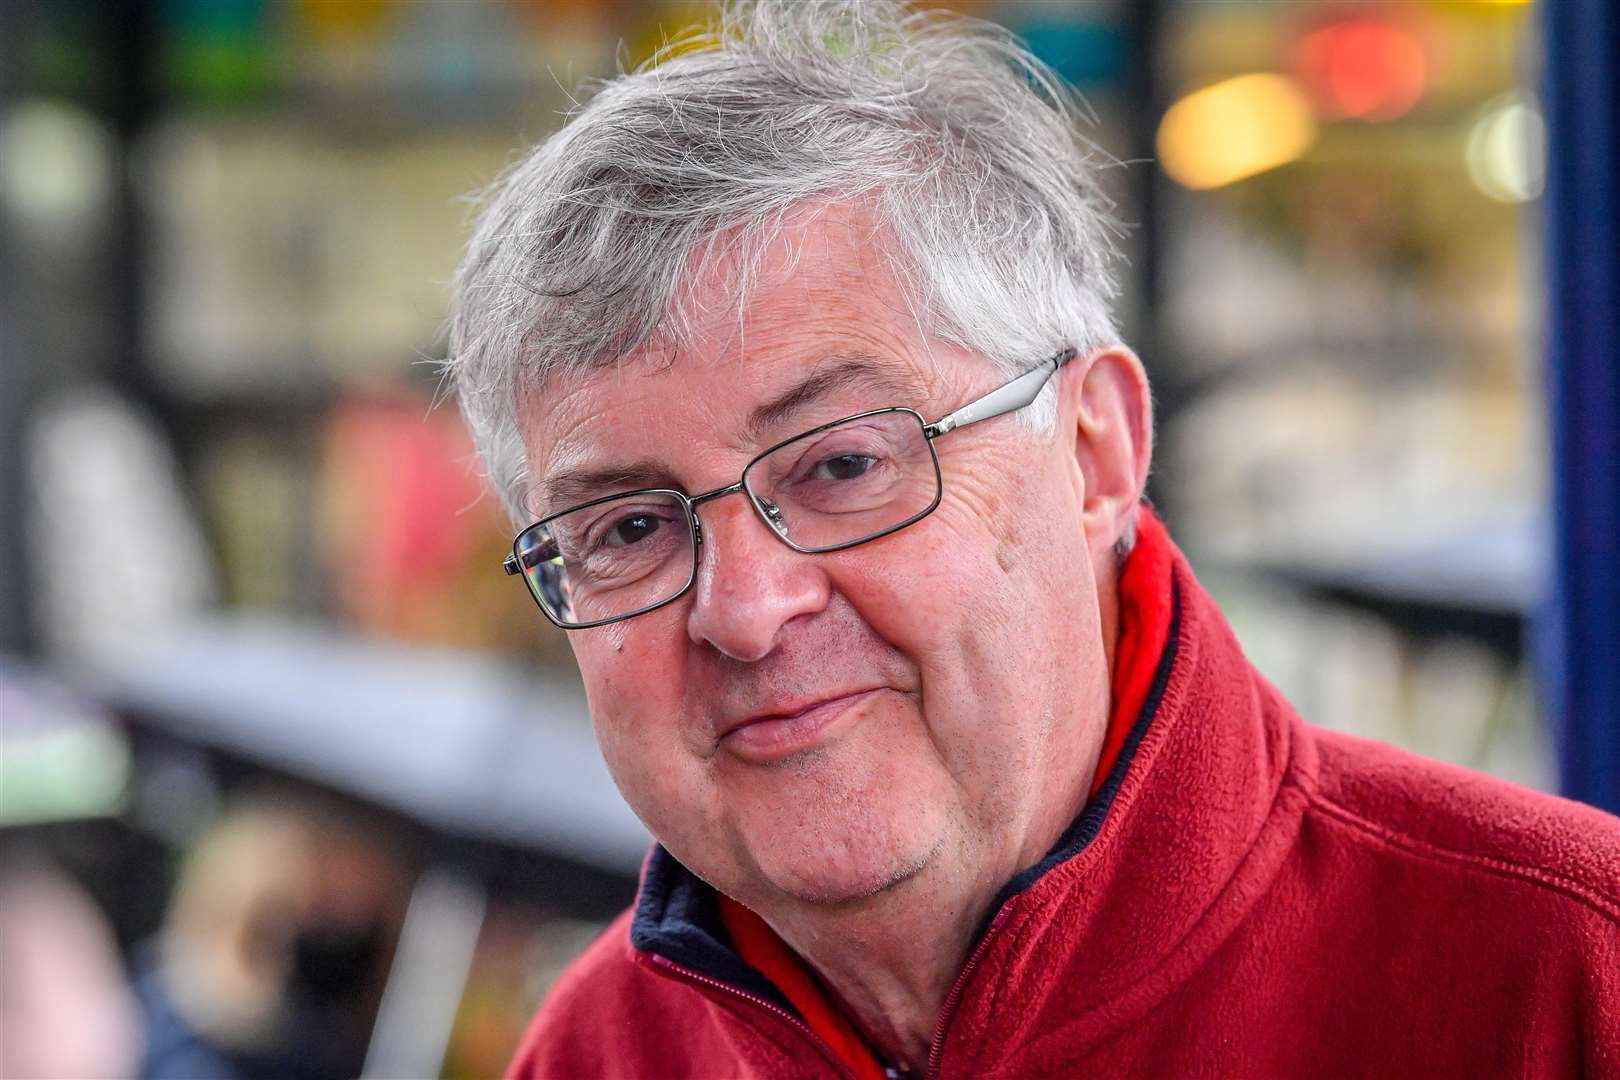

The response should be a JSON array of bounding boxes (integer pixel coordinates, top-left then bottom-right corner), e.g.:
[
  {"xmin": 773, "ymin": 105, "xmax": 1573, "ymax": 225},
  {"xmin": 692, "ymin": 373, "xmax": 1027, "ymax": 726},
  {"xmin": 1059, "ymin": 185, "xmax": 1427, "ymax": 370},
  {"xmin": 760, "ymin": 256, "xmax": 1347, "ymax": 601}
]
[{"xmin": 686, "ymin": 495, "xmax": 830, "ymax": 661}]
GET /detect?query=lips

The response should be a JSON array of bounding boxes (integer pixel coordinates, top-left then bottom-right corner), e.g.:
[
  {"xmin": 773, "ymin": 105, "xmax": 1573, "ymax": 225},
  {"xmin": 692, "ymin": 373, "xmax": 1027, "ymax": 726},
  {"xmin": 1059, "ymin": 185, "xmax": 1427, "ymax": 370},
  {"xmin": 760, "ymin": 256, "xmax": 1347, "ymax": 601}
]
[{"xmin": 718, "ymin": 688, "xmax": 886, "ymax": 762}]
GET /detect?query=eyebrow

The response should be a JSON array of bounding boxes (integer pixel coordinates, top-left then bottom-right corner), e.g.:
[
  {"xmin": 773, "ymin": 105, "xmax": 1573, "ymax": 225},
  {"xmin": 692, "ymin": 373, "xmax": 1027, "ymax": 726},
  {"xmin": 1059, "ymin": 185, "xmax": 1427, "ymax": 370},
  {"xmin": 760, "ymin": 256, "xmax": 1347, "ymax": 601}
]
[
  {"xmin": 742, "ymin": 354, "xmax": 924, "ymax": 443},
  {"xmin": 538, "ymin": 460, "xmax": 679, "ymax": 515},
  {"xmin": 537, "ymin": 354, "xmax": 926, "ymax": 514}
]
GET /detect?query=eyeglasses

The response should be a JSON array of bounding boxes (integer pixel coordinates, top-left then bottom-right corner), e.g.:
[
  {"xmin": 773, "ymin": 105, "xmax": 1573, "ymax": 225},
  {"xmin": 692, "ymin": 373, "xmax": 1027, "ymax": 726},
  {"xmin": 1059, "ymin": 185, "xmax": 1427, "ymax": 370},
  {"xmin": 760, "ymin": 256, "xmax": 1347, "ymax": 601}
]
[{"xmin": 504, "ymin": 346, "xmax": 1078, "ymax": 629}]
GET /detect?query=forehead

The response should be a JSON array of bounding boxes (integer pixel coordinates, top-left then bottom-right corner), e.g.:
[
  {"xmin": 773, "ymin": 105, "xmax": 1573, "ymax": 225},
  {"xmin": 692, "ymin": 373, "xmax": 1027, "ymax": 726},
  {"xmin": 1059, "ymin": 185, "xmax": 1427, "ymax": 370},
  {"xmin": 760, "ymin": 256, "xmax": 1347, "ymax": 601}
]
[{"xmin": 517, "ymin": 206, "xmax": 975, "ymax": 514}]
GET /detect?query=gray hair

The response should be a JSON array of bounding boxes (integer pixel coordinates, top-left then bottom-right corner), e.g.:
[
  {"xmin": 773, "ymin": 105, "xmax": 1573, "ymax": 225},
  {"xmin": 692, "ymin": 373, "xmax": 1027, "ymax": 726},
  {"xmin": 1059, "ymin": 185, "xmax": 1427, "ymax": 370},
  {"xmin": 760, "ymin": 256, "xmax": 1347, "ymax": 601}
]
[{"xmin": 448, "ymin": 0, "xmax": 1124, "ymax": 524}]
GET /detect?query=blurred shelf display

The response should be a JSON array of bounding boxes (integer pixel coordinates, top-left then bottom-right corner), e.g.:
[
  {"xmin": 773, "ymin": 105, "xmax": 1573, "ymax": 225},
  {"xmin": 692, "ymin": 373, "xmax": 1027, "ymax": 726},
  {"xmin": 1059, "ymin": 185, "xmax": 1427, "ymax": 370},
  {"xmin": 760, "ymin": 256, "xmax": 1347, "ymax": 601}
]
[
  {"xmin": 1148, "ymin": 0, "xmax": 1553, "ymax": 789},
  {"xmin": 1155, "ymin": 2, "xmax": 1542, "ymax": 561},
  {"xmin": 91, "ymin": 611, "xmax": 647, "ymax": 874},
  {"xmin": 135, "ymin": 119, "xmax": 526, "ymax": 398}
]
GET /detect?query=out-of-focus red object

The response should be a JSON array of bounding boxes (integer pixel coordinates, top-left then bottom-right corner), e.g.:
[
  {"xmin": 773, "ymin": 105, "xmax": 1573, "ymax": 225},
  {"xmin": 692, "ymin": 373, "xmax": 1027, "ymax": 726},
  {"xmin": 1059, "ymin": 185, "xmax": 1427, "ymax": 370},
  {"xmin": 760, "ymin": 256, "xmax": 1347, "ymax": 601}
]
[
  {"xmin": 1293, "ymin": 15, "xmax": 1429, "ymax": 122},
  {"xmin": 0, "ymin": 860, "xmax": 143, "ymax": 1080},
  {"xmin": 321, "ymin": 390, "xmax": 510, "ymax": 645}
]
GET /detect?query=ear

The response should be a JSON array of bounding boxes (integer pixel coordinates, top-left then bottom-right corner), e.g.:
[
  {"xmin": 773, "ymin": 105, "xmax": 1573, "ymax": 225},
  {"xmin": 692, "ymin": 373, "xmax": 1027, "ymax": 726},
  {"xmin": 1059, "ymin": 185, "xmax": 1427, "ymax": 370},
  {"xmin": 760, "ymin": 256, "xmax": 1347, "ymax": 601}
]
[{"xmin": 1060, "ymin": 346, "xmax": 1153, "ymax": 562}]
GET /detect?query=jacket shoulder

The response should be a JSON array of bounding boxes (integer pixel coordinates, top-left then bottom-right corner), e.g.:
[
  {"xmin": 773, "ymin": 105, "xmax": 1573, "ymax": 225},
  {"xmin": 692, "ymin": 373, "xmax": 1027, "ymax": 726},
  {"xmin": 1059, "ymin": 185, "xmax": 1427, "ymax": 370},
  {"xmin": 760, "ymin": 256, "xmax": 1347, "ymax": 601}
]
[{"xmin": 1303, "ymin": 727, "xmax": 1620, "ymax": 921}]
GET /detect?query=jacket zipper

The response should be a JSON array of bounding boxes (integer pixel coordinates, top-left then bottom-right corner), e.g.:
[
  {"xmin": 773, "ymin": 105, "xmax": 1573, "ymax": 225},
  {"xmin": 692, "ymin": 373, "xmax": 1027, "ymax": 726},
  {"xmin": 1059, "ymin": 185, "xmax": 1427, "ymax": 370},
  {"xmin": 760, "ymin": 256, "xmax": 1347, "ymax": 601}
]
[
  {"xmin": 646, "ymin": 952, "xmax": 860, "ymax": 1080},
  {"xmin": 923, "ymin": 902, "xmax": 1017, "ymax": 1080}
]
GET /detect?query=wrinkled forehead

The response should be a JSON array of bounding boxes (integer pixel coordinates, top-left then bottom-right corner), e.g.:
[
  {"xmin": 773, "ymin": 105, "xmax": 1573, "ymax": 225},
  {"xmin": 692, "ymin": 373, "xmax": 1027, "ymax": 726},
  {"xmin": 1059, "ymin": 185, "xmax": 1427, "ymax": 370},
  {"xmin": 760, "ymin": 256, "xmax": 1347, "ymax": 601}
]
[
  {"xmin": 513, "ymin": 206, "xmax": 977, "ymax": 517},
  {"xmin": 517, "ymin": 336, "xmax": 943, "ymax": 519}
]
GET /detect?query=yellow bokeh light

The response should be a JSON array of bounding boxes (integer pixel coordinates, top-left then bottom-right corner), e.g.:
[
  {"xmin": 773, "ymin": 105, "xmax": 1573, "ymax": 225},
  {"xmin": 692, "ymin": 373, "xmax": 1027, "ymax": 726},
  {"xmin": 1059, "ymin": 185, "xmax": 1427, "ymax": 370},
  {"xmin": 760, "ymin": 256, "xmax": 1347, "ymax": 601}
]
[{"xmin": 1157, "ymin": 73, "xmax": 1319, "ymax": 191}]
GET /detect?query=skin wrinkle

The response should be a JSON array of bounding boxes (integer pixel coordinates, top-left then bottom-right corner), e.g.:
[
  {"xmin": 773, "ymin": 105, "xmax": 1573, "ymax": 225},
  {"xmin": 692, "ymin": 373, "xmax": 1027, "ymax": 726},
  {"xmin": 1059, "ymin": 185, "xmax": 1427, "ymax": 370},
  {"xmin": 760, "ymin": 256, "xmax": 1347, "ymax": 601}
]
[{"xmin": 514, "ymin": 203, "xmax": 1151, "ymax": 1067}]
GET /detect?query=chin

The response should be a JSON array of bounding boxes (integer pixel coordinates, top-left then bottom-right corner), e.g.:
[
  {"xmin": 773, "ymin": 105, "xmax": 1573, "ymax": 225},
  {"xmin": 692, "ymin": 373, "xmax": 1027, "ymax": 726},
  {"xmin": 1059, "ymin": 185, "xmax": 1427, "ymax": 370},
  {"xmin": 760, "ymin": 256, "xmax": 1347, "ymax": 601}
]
[
  {"xmin": 726, "ymin": 782, "xmax": 952, "ymax": 908},
  {"xmin": 657, "ymin": 704, "xmax": 962, "ymax": 909},
  {"xmin": 760, "ymin": 837, "xmax": 941, "ymax": 907}
]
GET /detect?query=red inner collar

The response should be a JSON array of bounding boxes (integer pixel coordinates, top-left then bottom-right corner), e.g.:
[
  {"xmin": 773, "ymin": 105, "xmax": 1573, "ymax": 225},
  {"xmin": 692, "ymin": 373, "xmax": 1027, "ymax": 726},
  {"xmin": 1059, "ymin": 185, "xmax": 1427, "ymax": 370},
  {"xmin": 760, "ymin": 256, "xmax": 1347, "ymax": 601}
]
[
  {"xmin": 1093, "ymin": 507, "xmax": 1175, "ymax": 799},
  {"xmin": 719, "ymin": 507, "xmax": 1177, "ymax": 1076}
]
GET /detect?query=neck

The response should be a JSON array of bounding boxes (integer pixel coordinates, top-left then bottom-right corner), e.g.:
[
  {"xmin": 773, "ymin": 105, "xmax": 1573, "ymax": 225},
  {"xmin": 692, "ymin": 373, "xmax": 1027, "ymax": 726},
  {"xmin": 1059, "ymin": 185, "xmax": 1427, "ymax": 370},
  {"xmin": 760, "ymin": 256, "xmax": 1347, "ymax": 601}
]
[{"xmin": 761, "ymin": 844, "xmax": 1005, "ymax": 1068}]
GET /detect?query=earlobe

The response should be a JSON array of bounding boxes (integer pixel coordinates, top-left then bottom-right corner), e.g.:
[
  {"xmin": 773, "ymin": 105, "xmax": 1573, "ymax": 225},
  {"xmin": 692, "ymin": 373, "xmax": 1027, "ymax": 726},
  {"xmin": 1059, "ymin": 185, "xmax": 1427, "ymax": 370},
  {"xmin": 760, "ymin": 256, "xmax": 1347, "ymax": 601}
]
[{"xmin": 1067, "ymin": 346, "xmax": 1153, "ymax": 553}]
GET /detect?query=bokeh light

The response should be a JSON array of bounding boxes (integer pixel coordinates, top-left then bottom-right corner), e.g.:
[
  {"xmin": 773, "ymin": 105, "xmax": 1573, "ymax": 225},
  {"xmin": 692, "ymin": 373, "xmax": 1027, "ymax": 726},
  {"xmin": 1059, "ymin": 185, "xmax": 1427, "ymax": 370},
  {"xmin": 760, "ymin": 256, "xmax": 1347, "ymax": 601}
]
[
  {"xmin": 1157, "ymin": 73, "xmax": 1318, "ymax": 191},
  {"xmin": 1466, "ymin": 92, "xmax": 1546, "ymax": 204},
  {"xmin": 0, "ymin": 99, "xmax": 115, "ymax": 238},
  {"xmin": 1293, "ymin": 17, "xmax": 1428, "ymax": 123}
]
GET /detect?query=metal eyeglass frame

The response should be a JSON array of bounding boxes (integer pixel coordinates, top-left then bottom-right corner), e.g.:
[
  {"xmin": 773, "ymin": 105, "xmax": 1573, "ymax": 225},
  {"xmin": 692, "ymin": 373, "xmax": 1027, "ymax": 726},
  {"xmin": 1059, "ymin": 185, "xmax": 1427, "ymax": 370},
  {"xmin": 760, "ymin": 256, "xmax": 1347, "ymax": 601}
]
[{"xmin": 504, "ymin": 346, "xmax": 1079, "ymax": 629}]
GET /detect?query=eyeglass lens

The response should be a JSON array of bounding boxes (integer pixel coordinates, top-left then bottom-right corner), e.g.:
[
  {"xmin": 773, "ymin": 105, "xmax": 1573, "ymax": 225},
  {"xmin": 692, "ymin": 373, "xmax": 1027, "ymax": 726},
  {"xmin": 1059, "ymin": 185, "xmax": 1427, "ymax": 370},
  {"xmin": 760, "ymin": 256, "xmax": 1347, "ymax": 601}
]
[
  {"xmin": 514, "ymin": 410, "xmax": 939, "ymax": 627},
  {"xmin": 515, "ymin": 491, "xmax": 695, "ymax": 627},
  {"xmin": 743, "ymin": 409, "xmax": 938, "ymax": 552}
]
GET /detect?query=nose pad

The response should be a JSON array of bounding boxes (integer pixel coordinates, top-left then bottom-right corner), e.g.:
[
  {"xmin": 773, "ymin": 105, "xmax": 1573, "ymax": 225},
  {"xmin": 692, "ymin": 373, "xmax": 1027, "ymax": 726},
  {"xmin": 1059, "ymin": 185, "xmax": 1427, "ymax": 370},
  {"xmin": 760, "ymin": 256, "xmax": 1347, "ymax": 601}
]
[{"xmin": 758, "ymin": 497, "xmax": 788, "ymax": 537}]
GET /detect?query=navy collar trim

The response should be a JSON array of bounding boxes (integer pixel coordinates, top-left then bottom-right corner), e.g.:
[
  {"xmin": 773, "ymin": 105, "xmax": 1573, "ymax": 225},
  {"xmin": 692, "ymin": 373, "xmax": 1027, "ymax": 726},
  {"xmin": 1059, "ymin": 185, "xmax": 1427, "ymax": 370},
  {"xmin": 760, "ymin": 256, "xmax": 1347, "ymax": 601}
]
[{"xmin": 630, "ymin": 845, "xmax": 797, "ymax": 1013}]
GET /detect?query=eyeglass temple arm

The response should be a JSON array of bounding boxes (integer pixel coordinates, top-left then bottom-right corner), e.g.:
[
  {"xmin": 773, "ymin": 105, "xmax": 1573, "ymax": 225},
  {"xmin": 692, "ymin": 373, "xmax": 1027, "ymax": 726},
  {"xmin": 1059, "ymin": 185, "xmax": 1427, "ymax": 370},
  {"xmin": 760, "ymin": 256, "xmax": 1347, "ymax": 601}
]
[
  {"xmin": 505, "ymin": 539, "xmax": 558, "ymax": 574},
  {"xmin": 922, "ymin": 347, "xmax": 1078, "ymax": 439}
]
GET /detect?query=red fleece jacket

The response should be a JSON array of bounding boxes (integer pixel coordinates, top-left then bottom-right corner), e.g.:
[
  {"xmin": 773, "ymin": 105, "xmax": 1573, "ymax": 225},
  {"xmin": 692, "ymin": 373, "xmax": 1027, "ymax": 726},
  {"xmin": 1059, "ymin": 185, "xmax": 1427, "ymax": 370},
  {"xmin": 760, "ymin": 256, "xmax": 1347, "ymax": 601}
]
[{"xmin": 509, "ymin": 514, "xmax": 1620, "ymax": 1079}]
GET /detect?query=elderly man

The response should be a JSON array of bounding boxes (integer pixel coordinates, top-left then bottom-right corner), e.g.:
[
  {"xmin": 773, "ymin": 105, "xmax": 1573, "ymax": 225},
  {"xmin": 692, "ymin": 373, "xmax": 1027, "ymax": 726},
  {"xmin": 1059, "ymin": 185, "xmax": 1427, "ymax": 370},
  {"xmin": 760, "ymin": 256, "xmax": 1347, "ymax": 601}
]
[{"xmin": 448, "ymin": 3, "xmax": 1619, "ymax": 1077}]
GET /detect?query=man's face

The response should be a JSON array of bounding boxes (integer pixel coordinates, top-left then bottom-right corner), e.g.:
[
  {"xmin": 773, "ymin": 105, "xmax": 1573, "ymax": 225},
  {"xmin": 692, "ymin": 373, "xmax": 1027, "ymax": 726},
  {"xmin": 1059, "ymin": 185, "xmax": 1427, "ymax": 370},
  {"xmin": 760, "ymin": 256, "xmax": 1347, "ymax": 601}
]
[{"xmin": 518, "ymin": 211, "xmax": 1114, "ymax": 913}]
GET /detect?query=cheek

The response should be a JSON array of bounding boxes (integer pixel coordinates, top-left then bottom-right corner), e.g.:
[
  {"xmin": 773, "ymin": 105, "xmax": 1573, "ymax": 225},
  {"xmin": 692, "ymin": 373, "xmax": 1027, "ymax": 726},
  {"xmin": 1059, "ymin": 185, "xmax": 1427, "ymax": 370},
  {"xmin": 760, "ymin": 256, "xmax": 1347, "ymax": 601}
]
[
  {"xmin": 830, "ymin": 502, "xmax": 1026, "ymax": 681},
  {"xmin": 575, "ymin": 615, "xmax": 684, "ymax": 710},
  {"xmin": 574, "ymin": 621, "xmax": 700, "ymax": 807},
  {"xmin": 831, "ymin": 468, "xmax": 1099, "ymax": 726}
]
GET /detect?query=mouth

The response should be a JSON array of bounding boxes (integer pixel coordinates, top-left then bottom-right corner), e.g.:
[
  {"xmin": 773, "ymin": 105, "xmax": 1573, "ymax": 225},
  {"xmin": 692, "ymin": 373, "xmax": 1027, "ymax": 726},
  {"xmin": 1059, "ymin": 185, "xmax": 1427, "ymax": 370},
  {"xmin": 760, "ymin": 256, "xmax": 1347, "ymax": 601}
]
[{"xmin": 719, "ymin": 688, "xmax": 887, "ymax": 763}]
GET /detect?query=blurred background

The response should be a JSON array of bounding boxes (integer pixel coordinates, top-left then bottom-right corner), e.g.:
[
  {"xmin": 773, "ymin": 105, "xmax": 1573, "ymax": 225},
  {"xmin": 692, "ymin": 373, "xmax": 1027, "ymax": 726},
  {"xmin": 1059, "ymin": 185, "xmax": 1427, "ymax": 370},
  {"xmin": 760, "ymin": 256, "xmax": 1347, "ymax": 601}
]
[{"xmin": 1, "ymin": 1, "xmax": 1615, "ymax": 1077}]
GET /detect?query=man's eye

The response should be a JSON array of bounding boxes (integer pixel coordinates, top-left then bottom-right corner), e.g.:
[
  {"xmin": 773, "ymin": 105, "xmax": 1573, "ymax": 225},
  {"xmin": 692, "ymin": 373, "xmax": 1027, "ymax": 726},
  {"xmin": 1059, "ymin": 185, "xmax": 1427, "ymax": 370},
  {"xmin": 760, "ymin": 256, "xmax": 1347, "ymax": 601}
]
[
  {"xmin": 603, "ymin": 513, "xmax": 665, "ymax": 547},
  {"xmin": 811, "ymin": 453, "xmax": 877, "ymax": 481}
]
